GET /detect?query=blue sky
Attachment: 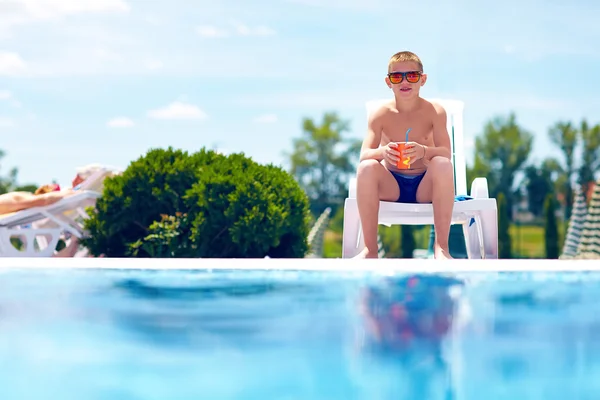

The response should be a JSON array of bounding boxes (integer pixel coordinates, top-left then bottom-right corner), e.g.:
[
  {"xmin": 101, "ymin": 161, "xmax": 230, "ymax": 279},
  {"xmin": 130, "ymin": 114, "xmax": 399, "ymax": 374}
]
[{"xmin": 1, "ymin": 0, "xmax": 599, "ymax": 188}]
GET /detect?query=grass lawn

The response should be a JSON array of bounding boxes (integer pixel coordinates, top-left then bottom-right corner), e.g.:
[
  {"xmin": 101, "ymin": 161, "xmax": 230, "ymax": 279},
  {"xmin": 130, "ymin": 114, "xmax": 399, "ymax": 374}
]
[{"xmin": 322, "ymin": 222, "xmax": 563, "ymax": 259}]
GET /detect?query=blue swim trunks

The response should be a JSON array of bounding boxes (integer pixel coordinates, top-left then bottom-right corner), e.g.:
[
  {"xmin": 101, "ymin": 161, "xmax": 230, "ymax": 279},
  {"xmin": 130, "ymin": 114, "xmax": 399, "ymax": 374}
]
[{"xmin": 390, "ymin": 171, "xmax": 426, "ymax": 203}]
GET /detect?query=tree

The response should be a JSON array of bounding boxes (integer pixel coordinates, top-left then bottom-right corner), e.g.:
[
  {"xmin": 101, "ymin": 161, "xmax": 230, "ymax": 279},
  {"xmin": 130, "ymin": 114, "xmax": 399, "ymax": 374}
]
[
  {"xmin": 577, "ymin": 121, "xmax": 600, "ymax": 198},
  {"xmin": 548, "ymin": 121, "xmax": 578, "ymax": 220},
  {"xmin": 468, "ymin": 113, "xmax": 533, "ymax": 221},
  {"xmin": 288, "ymin": 112, "xmax": 362, "ymax": 215},
  {"xmin": 544, "ymin": 194, "xmax": 559, "ymax": 259},
  {"xmin": 523, "ymin": 158, "xmax": 561, "ymax": 217},
  {"xmin": 0, "ymin": 149, "xmax": 18, "ymax": 195},
  {"xmin": 13, "ymin": 184, "xmax": 39, "ymax": 193},
  {"xmin": 497, "ymin": 192, "xmax": 512, "ymax": 259}
]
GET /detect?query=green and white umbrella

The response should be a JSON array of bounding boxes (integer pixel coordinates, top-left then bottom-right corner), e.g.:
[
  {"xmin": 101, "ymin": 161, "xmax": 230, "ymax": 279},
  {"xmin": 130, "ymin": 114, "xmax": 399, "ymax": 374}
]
[
  {"xmin": 561, "ymin": 186, "xmax": 588, "ymax": 258},
  {"xmin": 577, "ymin": 180, "xmax": 600, "ymax": 257},
  {"xmin": 306, "ymin": 207, "xmax": 332, "ymax": 258}
]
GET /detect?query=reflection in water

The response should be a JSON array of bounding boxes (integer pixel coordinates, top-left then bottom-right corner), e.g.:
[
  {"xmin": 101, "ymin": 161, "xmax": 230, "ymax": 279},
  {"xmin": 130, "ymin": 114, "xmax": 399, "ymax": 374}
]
[
  {"xmin": 356, "ymin": 274, "xmax": 466, "ymax": 399},
  {"xmin": 108, "ymin": 278, "xmax": 330, "ymax": 349},
  {"xmin": 4, "ymin": 270, "xmax": 600, "ymax": 399},
  {"xmin": 113, "ymin": 278, "xmax": 313, "ymax": 300}
]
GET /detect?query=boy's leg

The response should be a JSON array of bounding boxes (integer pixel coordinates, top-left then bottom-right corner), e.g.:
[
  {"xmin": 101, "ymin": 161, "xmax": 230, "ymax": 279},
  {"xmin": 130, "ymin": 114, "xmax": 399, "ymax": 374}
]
[
  {"xmin": 355, "ymin": 160, "xmax": 400, "ymax": 258},
  {"xmin": 415, "ymin": 156, "xmax": 455, "ymax": 259}
]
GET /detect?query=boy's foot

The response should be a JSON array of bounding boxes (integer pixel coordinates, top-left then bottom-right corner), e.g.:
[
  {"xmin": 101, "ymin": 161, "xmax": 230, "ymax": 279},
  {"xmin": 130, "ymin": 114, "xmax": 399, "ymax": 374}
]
[
  {"xmin": 434, "ymin": 246, "xmax": 453, "ymax": 260},
  {"xmin": 353, "ymin": 248, "xmax": 379, "ymax": 259}
]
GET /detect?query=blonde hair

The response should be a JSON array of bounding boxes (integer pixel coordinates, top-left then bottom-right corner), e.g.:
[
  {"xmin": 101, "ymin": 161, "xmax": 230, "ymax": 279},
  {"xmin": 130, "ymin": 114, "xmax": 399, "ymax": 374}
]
[
  {"xmin": 34, "ymin": 184, "xmax": 59, "ymax": 195},
  {"xmin": 388, "ymin": 51, "xmax": 423, "ymax": 72}
]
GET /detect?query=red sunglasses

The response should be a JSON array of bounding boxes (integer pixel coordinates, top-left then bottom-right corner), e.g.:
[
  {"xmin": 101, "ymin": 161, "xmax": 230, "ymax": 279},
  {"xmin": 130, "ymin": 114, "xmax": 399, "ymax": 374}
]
[{"xmin": 387, "ymin": 71, "xmax": 422, "ymax": 84}]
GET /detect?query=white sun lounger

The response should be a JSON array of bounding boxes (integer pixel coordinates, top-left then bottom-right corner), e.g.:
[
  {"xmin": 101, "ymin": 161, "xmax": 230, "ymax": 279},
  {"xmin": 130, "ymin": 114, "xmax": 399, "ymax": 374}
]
[{"xmin": 0, "ymin": 166, "xmax": 121, "ymax": 257}]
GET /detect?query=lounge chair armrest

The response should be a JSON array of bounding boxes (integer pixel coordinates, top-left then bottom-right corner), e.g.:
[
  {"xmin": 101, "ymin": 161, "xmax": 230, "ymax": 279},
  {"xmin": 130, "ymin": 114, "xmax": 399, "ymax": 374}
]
[
  {"xmin": 470, "ymin": 177, "xmax": 489, "ymax": 199},
  {"xmin": 348, "ymin": 178, "xmax": 357, "ymax": 199}
]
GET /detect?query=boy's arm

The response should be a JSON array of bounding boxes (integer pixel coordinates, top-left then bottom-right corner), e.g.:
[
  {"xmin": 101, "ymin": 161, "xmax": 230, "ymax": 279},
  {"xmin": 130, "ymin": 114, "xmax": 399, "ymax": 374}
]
[
  {"xmin": 359, "ymin": 109, "xmax": 385, "ymax": 162},
  {"xmin": 423, "ymin": 104, "xmax": 452, "ymax": 161}
]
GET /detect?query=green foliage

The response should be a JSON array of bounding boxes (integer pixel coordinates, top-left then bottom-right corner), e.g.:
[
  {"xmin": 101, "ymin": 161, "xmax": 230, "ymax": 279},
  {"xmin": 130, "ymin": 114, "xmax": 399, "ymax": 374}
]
[
  {"xmin": 287, "ymin": 112, "xmax": 361, "ymax": 215},
  {"xmin": 328, "ymin": 206, "xmax": 345, "ymax": 234},
  {"xmin": 13, "ymin": 184, "xmax": 40, "ymax": 193},
  {"xmin": 379, "ymin": 225, "xmax": 428, "ymax": 258},
  {"xmin": 322, "ymin": 233, "xmax": 342, "ymax": 258},
  {"xmin": 578, "ymin": 121, "xmax": 600, "ymax": 193},
  {"xmin": 184, "ymin": 158, "xmax": 311, "ymax": 258},
  {"xmin": 469, "ymin": 113, "xmax": 533, "ymax": 221},
  {"xmin": 1, "ymin": 149, "xmax": 43, "ymax": 195},
  {"xmin": 129, "ymin": 213, "xmax": 191, "ymax": 258},
  {"xmin": 548, "ymin": 121, "xmax": 578, "ymax": 220},
  {"xmin": 83, "ymin": 147, "xmax": 311, "ymax": 258},
  {"xmin": 401, "ymin": 225, "xmax": 415, "ymax": 258},
  {"xmin": 543, "ymin": 194, "xmax": 559, "ymax": 259},
  {"xmin": 524, "ymin": 159, "xmax": 560, "ymax": 217},
  {"xmin": 497, "ymin": 192, "xmax": 512, "ymax": 259},
  {"xmin": 0, "ymin": 149, "xmax": 18, "ymax": 195},
  {"xmin": 380, "ymin": 226, "xmax": 402, "ymax": 257}
]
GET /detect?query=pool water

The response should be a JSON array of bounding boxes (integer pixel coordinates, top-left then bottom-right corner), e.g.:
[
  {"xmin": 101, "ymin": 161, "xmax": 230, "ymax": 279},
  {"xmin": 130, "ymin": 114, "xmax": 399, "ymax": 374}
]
[{"xmin": 1, "ymin": 268, "xmax": 599, "ymax": 399}]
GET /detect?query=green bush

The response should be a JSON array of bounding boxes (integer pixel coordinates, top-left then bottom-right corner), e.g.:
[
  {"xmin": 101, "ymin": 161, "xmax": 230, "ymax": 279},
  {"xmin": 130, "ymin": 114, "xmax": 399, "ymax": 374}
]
[{"xmin": 83, "ymin": 147, "xmax": 311, "ymax": 258}]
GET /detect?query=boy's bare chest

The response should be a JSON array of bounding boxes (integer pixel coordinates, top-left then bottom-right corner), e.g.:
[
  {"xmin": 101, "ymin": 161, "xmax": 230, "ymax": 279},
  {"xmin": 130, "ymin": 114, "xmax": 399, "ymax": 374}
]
[{"xmin": 381, "ymin": 113, "xmax": 434, "ymax": 143}]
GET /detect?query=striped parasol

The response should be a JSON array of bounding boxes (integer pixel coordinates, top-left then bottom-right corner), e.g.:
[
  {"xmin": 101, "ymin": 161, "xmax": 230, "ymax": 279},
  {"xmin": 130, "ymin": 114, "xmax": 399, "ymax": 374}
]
[
  {"xmin": 576, "ymin": 180, "xmax": 600, "ymax": 257},
  {"xmin": 560, "ymin": 186, "xmax": 589, "ymax": 258},
  {"xmin": 306, "ymin": 207, "xmax": 332, "ymax": 258}
]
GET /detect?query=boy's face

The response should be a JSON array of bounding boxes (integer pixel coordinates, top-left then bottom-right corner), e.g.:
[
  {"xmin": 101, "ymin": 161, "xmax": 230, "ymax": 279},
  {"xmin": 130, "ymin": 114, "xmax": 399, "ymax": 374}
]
[{"xmin": 385, "ymin": 61, "xmax": 426, "ymax": 98}]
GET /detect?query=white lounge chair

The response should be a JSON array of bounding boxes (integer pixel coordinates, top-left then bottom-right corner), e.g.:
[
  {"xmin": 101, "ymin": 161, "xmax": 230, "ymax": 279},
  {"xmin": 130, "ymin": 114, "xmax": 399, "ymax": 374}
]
[
  {"xmin": 0, "ymin": 166, "xmax": 120, "ymax": 257},
  {"xmin": 342, "ymin": 98, "xmax": 498, "ymax": 259}
]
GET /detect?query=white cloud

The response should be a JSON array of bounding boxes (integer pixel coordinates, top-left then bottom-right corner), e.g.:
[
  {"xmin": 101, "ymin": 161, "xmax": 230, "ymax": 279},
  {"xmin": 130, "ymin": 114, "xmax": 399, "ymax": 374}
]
[
  {"xmin": 147, "ymin": 101, "xmax": 207, "ymax": 120},
  {"xmin": 196, "ymin": 21, "xmax": 276, "ymax": 38},
  {"xmin": 1, "ymin": 0, "xmax": 130, "ymax": 22},
  {"xmin": 196, "ymin": 25, "xmax": 228, "ymax": 38},
  {"xmin": 253, "ymin": 114, "xmax": 278, "ymax": 123},
  {"xmin": 234, "ymin": 23, "xmax": 276, "ymax": 37},
  {"xmin": 143, "ymin": 15, "xmax": 164, "ymax": 26},
  {"xmin": 503, "ymin": 44, "xmax": 515, "ymax": 54},
  {"xmin": 93, "ymin": 48, "xmax": 121, "ymax": 61},
  {"xmin": 106, "ymin": 117, "xmax": 134, "ymax": 128},
  {"xmin": 0, "ymin": 51, "xmax": 27, "ymax": 76},
  {"xmin": 285, "ymin": 0, "xmax": 385, "ymax": 9},
  {"xmin": 0, "ymin": 117, "xmax": 17, "ymax": 127},
  {"xmin": 0, "ymin": 90, "xmax": 23, "ymax": 108},
  {"xmin": 144, "ymin": 59, "xmax": 163, "ymax": 70}
]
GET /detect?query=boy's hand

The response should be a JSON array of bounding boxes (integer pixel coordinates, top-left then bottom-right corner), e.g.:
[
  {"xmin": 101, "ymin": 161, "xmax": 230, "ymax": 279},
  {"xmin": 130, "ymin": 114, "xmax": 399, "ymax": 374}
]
[
  {"xmin": 402, "ymin": 142, "xmax": 426, "ymax": 165},
  {"xmin": 384, "ymin": 142, "xmax": 401, "ymax": 165}
]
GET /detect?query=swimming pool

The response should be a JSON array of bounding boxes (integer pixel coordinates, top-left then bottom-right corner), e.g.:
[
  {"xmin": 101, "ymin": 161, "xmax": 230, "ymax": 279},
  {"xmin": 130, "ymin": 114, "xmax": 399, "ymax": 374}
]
[{"xmin": 2, "ymin": 259, "xmax": 599, "ymax": 399}]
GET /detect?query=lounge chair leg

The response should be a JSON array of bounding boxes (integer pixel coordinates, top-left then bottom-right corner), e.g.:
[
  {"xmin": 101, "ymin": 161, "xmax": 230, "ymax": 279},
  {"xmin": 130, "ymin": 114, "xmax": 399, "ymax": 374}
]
[
  {"xmin": 342, "ymin": 198, "xmax": 363, "ymax": 258},
  {"xmin": 475, "ymin": 215, "xmax": 486, "ymax": 259},
  {"xmin": 461, "ymin": 222, "xmax": 473, "ymax": 259}
]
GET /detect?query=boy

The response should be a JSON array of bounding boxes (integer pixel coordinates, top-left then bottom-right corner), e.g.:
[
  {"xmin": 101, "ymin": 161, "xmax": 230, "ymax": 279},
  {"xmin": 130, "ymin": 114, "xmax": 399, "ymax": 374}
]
[{"xmin": 355, "ymin": 51, "xmax": 455, "ymax": 259}]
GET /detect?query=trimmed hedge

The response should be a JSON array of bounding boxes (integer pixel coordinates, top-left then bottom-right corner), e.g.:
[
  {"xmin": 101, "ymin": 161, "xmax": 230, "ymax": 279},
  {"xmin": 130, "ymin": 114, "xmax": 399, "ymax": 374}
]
[{"xmin": 82, "ymin": 147, "xmax": 311, "ymax": 258}]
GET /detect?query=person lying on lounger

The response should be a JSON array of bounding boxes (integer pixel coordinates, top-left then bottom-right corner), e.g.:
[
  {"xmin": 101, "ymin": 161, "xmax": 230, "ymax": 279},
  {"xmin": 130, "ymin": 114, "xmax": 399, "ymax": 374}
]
[
  {"xmin": 70, "ymin": 163, "xmax": 105, "ymax": 189},
  {"xmin": 0, "ymin": 185, "xmax": 76, "ymax": 215},
  {"xmin": 0, "ymin": 163, "xmax": 107, "ymax": 215}
]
